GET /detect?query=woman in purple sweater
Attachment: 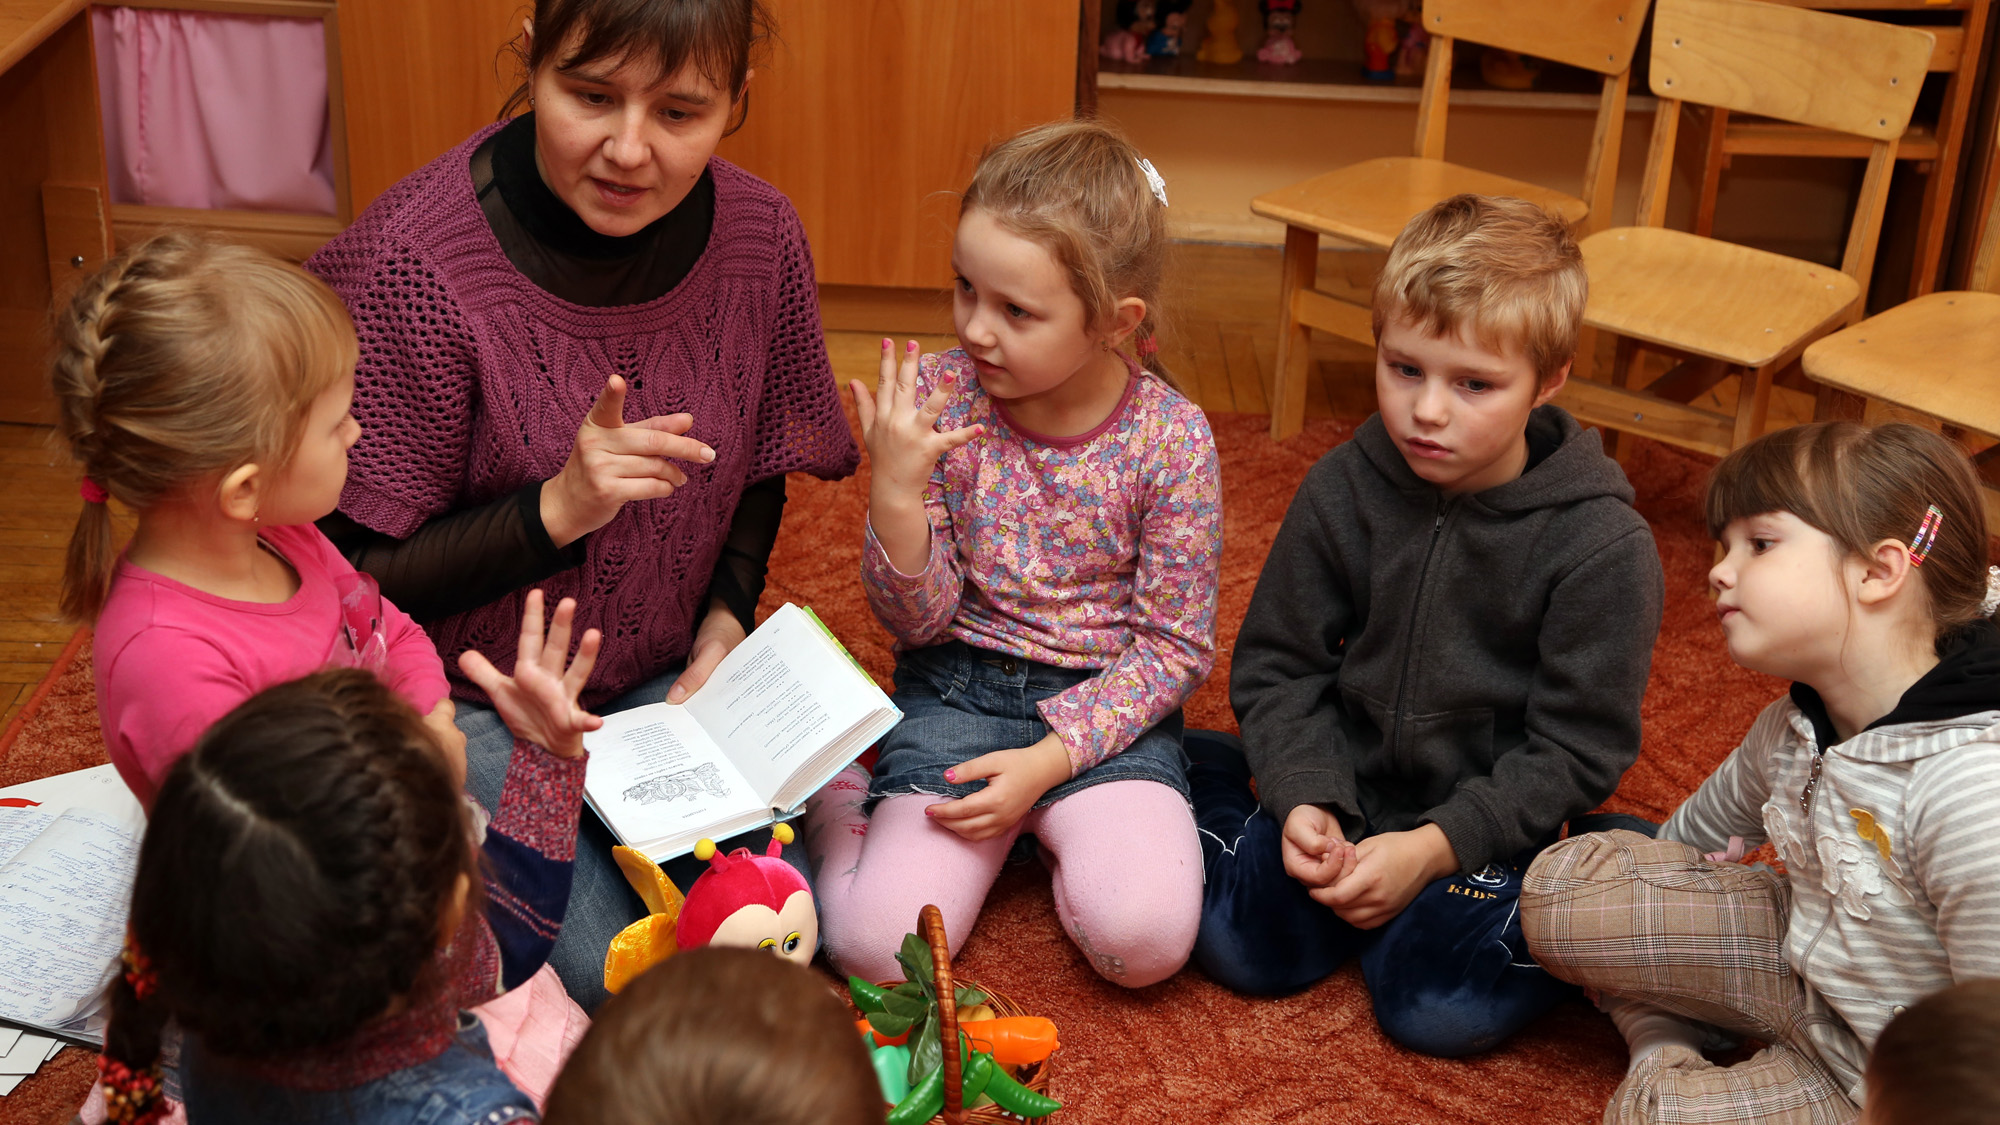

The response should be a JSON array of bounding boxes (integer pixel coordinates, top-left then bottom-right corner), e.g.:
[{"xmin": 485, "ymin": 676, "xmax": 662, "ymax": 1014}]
[{"xmin": 306, "ymin": 0, "xmax": 856, "ymax": 1010}]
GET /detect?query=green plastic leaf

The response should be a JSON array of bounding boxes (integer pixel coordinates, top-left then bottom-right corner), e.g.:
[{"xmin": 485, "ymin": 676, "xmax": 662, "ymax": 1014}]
[
  {"xmin": 895, "ymin": 932, "xmax": 934, "ymax": 991},
  {"xmin": 953, "ymin": 986, "xmax": 987, "ymax": 1008},
  {"xmin": 880, "ymin": 988, "xmax": 926, "ymax": 1019},
  {"xmin": 867, "ymin": 1010, "xmax": 915, "ymax": 1037},
  {"xmin": 907, "ymin": 1012, "xmax": 941, "ymax": 1086},
  {"xmin": 890, "ymin": 981, "xmax": 925, "ymax": 1001}
]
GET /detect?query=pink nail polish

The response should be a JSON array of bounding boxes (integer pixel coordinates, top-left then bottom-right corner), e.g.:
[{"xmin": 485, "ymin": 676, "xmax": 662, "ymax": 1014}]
[
  {"xmin": 906, "ymin": 340, "xmax": 918, "ymax": 353},
  {"xmin": 944, "ymin": 769, "xmax": 957, "ymax": 782},
  {"xmin": 924, "ymin": 807, "xmax": 935, "ymax": 817}
]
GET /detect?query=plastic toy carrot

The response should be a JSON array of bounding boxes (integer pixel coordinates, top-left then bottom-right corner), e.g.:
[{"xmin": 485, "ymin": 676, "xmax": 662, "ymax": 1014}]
[
  {"xmin": 958, "ymin": 1017, "xmax": 1059, "ymax": 1066},
  {"xmin": 856, "ymin": 1018, "xmax": 912, "ymax": 1047}
]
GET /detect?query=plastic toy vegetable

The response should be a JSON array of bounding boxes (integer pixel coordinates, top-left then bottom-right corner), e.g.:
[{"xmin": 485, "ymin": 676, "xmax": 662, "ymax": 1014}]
[
  {"xmin": 958, "ymin": 1017, "xmax": 1060, "ymax": 1066},
  {"xmin": 848, "ymin": 976, "xmax": 890, "ymax": 1014},
  {"xmin": 885, "ymin": 1063, "xmax": 945, "ymax": 1125},
  {"xmin": 856, "ymin": 1018, "xmax": 912, "ymax": 1047},
  {"xmin": 976, "ymin": 1051, "xmax": 1063, "ymax": 1118},
  {"xmin": 871, "ymin": 1044, "xmax": 912, "ymax": 1104}
]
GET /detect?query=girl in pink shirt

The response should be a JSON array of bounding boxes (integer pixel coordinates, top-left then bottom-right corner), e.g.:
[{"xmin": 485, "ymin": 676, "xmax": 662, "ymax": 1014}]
[
  {"xmin": 805, "ymin": 122, "xmax": 1221, "ymax": 987},
  {"xmin": 51, "ymin": 232, "xmax": 455, "ymax": 807}
]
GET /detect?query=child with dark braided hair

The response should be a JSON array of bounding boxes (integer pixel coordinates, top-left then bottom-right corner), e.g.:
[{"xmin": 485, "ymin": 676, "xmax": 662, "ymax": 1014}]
[{"xmin": 97, "ymin": 590, "xmax": 600, "ymax": 1125}]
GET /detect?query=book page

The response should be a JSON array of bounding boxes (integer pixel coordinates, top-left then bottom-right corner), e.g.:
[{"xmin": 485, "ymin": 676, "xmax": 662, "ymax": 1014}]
[
  {"xmin": 583, "ymin": 705, "xmax": 759, "ymax": 849},
  {"xmin": 685, "ymin": 605, "xmax": 878, "ymax": 805},
  {"xmin": 0, "ymin": 809, "xmax": 140, "ymax": 1027}
]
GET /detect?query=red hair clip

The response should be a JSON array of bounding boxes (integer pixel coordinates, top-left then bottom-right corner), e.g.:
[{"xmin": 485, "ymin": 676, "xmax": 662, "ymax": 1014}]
[{"xmin": 1908, "ymin": 504, "xmax": 1944, "ymax": 567}]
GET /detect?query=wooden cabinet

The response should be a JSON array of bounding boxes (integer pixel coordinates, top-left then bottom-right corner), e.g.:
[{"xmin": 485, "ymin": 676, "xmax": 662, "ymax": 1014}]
[{"xmin": 715, "ymin": 0, "xmax": 1080, "ymax": 290}]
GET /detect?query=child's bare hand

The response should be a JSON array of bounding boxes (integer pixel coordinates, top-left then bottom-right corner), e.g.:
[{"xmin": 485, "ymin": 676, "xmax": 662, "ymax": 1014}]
[
  {"xmin": 457, "ymin": 590, "xmax": 604, "ymax": 759},
  {"xmin": 853, "ymin": 339, "xmax": 982, "ymax": 503},
  {"xmin": 1314, "ymin": 824, "xmax": 1459, "ymax": 930},
  {"xmin": 1282, "ymin": 804, "xmax": 1356, "ymax": 889},
  {"xmin": 926, "ymin": 733, "xmax": 1072, "ymax": 842},
  {"xmin": 421, "ymin": 698, "xmax": 468, "ymax": 787}
]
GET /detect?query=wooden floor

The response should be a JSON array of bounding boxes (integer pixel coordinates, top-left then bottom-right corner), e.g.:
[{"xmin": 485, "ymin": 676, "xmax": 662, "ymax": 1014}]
[{"xmin": 0, "ymin": 244, "xmax": 1812, "ymax": 726}]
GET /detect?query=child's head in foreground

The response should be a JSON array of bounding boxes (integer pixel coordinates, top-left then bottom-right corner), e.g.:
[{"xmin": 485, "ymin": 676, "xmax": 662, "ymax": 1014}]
[
  {"xmin": 50, "ymin": 230, "xmax": 359, "ymax": 622},
  {"xmin": 103, "ymin": 669, "xmax": 473, "ymax": 1109},
  {"xmin": 954, "ymin": 118, "xmax": 1179, "ymax": 393},
  {"xmin": 1705, "ymin": 421, "xmax": 1995, "ymax": 684},
  {"xmin": 1863, "ymin": 979, "xmax": 2000, "ymax": 1125},
  {"xmin": 1371, "ymin": 194, "xmax": 1585, "ymax": 493},
  {"xmin": 542, "ymin": 946, "xmax": 883, "ymax": 1125}
]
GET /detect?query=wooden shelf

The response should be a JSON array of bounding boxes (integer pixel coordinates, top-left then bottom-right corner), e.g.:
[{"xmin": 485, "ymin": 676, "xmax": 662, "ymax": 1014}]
[{"xmin": 1097, "ymin": 55, "xmax": 1657, "ymax": 112}]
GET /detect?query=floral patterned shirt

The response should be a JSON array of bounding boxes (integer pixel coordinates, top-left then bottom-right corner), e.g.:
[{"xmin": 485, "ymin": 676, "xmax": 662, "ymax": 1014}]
[{"xmin": 863, "ymin": 348, "xmax": 1222, "ymax": 776}]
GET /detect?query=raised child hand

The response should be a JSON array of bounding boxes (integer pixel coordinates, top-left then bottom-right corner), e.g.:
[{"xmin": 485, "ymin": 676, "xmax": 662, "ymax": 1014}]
[
  {"xmin": 1282, "ymin": 803, "xmax": 1357, "ymax": 890},
  {"xmin": 457, "ymin": 589, "xmax": 603, "ymax": 759},
  {"xmin": 1314, "ymin": 823, "xmax": 1459, "ymax": 930},
  {"xmin": 926, "ymin": 733, "xmax": 1073, "ymax": 842},
  {"xmin": 853, "ymin": 339, "xmax": 983, "ymax": 504}
]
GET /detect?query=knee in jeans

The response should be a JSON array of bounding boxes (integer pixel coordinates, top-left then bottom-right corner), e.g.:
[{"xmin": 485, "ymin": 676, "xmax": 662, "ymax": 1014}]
[{"xmin": 1373, "ymin": 991, "xmax": 1512, "ymax": 1059}]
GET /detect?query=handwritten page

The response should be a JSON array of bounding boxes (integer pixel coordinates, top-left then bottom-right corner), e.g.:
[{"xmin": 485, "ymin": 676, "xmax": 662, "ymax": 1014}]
[
  {"xmin": 0, "ymin": 809, "xmax": 141, "ymax": 1027},
  {"xmin": 584, "ymin": 705, "xmax": 758, "ymax": 847}
]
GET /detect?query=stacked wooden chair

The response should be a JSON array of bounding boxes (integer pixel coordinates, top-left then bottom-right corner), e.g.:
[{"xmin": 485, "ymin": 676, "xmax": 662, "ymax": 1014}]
[{"xmin": 1250, "ymin": 0, "xmax": 1654, "ymax": 440}]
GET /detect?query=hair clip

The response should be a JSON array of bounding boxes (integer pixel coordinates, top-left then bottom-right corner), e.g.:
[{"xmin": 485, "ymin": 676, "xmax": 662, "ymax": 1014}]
[
  {"xmin": 1982, "ymin": 566, "xmax": 1999, "ymax": 618},
  {"xmin": 1907, "ymin": 503, "xmax": 1944, "ymax": 567},
  {"xmin": 1136, "ymin": 158, "xmax": 1169, "ymax": 208}
]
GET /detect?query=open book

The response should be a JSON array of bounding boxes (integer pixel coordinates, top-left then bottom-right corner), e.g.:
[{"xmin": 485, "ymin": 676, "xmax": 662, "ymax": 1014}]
[
  {"xmin": 583, "ymin": 603, "xmax": 900, "ymax": 861},
  {"xmin": 0, "ymin": 764, "xmax": 146, "ymax": 1050}
]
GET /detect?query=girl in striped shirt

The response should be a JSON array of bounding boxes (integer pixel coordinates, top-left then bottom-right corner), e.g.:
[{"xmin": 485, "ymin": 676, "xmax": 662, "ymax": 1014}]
[{"xmin": 1521, "ymin": 421, "xmax": 2000, "ymax": 1125}]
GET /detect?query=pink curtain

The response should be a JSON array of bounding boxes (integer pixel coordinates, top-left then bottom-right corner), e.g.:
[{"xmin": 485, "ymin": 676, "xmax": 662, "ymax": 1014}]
[{"xmin": 93, "ymin": 6, "xmax": 336, "ymax": 215}]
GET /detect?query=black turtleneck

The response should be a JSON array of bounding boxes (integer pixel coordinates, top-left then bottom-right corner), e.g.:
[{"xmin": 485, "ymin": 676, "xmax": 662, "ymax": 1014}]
[{"xmin": 320, "ymin": 116, "xmax": 781, "ymax": 634}]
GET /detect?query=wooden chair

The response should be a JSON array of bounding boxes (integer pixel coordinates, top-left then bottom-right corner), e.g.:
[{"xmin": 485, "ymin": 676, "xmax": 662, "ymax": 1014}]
[
  {"xmin": 1802, "ymin": 157, "xmax": 2000, "ymax": 528},
  {"xmin": 1681, "ymin": 0, "xmax": 1991, "ymax": 301},
  {"xmin": 1249, "ymin": 0, "xmax": 1653, "ymax": 440},
  {"xmin": 1557, "ymin": 0, "xmax": 1934, "ymax": 459}
]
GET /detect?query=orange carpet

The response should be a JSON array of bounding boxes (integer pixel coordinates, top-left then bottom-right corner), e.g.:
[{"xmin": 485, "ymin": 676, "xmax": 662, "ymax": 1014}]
[{"xmin": 0, "ymin": 414, "xmax": 1773, "ymax": 1125}]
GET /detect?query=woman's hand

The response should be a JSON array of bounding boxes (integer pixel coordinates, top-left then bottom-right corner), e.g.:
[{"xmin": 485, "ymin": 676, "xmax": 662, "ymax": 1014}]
[
  {"xmin": 541, "ymin": 374, "xmax": 717, "ymax": 549},
  {"xmin": 925, "ymin": 732, "xmax": 1072, "ymax": 842},
  {"xmin": 665, "ymin": 600, "xmax": 749, "ymax": 703},
  {"xmin": 457, "ymin": 589, "xmax": 603, "ymax": 758},
  {"xmin": 853, "ymin": 340, "xmax": 981, "ymax": 575}
]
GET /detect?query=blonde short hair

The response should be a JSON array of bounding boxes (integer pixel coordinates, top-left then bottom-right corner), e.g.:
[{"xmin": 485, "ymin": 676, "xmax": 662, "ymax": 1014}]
[{"xmin": 1371, "ymin": 194, "xmax": 1585, "ymax": 385}]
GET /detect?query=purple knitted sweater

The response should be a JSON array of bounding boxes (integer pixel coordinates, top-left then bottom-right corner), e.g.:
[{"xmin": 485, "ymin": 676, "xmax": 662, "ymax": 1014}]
[{"xmin": 308, "ymin": 123, "xmax": 858, "ymax": 707}]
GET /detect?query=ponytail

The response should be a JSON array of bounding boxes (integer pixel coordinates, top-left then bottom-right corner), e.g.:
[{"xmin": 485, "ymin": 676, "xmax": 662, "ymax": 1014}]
[{"xmin": 99, "ymin": 935, "xmax": 170, "ymax": 1125}]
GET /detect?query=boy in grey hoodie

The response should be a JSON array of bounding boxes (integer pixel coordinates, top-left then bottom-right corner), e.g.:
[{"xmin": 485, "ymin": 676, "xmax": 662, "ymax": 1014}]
[{"xmin": 1191, "ymin": 195, "xmax": 1664, "ymax": 1057}]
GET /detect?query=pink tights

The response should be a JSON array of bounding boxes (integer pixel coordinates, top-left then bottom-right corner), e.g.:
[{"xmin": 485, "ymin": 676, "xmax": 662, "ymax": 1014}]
[{"xmin": 805, "ymin": 768, "xmax": 1202, "ymax": 988}]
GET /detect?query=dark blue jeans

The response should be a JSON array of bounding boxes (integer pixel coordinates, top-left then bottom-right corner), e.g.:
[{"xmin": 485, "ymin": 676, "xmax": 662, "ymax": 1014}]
[{"xmin": 1188, "ymin": 731, "xmax": 1574, "ymax": 1058}]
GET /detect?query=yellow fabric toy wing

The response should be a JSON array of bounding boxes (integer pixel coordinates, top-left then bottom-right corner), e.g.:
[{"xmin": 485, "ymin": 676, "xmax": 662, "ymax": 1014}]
[
  {"xmin": 602, "ymin": 846, "xmax": 686, "ymax": 995},
  {"xmin": 1850, "ymin": 808, "xmax": 1894, "ymax": 864}
]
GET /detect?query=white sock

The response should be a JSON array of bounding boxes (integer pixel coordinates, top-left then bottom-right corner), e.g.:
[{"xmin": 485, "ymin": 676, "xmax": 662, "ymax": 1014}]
[{"xmin": 1602, "ymin": 995, "xmax": 1707, "ymax": 1074}]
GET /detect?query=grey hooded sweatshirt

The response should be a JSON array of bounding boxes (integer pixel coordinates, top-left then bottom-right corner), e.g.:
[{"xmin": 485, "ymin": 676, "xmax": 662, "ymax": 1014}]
[{"xmin": 1231, "ymin": 405, "xmax": 1665, "ymax": 873}]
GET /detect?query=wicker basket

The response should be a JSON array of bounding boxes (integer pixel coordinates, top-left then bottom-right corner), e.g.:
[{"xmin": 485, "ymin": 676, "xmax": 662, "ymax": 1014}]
[{"xmin": 852, "ymin": 904, "xmax": 1058, "ymax": 1124}]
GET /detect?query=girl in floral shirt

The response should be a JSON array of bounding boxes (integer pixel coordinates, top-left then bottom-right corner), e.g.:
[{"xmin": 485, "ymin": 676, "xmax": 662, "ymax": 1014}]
[{"xmin": 805, "ymin": 121, "xmax": 1221, "ymax": 987}]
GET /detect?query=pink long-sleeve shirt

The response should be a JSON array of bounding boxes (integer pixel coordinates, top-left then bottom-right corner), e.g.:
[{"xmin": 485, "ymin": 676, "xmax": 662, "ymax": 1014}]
[
  {"xmin": 862, "ymin": 349, "xmax": 1223, "ymax": 775},
  {"xmin": 94, "ymin": 522, "xmax": 450, "ymax": 806}
]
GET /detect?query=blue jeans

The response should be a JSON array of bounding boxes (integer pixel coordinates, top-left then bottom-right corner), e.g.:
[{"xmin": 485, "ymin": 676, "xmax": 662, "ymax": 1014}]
[
  {"xmin": 868, "ymin": 640, "xmax": 1190, "ymax": 810},
  {"xmin": 180, "ymin": 1015, "xmax": 534, "ymax": 1124},
  {"xmin": 1188, "ymin": 731, "xmax": 1574, "ymax": 1058},
  {"xmin": 458, "ymin": 667, "xmax": 811, "ymax": 1013}
]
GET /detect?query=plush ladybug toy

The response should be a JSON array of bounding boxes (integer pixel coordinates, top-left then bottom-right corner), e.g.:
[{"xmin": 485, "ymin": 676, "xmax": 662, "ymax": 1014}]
[
  {"xmin": 603, "ymin": 823, "xmax": 819, "ymax": 993},
  {"xmin": 679, "ymin": 822, "xmax": 818, "ymax": 964}
]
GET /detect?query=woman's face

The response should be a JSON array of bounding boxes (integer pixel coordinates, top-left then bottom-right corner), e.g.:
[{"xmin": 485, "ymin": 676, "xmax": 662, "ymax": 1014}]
[{"xmin": 528, "ymin": 36, "xmax": 740, "ymax": 237}]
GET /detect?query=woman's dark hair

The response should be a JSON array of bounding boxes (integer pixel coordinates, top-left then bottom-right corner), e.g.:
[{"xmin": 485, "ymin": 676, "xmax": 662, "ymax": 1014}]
[
  {"xmin": 1867, "ymin": 980, "xmax": 2000, "ymax": 1125},
  {"xmin": 1707, "ymin": 421, "xmax": 1996, "ymax": 640},
  {"xmin": 542, "ymin": 947, "xmax": 885, "ymax": 1125},
  {"xmin": 502, "ymin": 0, "xmax": 772, "ymax": 133},
  {"xmin": 102, "ymin": 669, "xmax": 474, "ymax": 1104}
]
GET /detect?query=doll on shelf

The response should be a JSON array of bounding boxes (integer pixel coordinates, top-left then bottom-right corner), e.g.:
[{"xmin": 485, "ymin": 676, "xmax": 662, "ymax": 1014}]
[
  {"xmin": 1351, "ymin": 0, "xmax": 1416, "ymax": 80},
  {"xmin": 1148, "ymin": 0, "xmax": 1194, "ymax": 57},
  {"xmin": 1102, "ymin": 0, "xmax": 1159, "ymax": 64},
  {"xmin": 1197, "ymin": 0, "xmax": 1245, "ymax": 65},
  {"xmin": 1258, "ymin": 0, "xmax": 1303, "ymax": 65}
]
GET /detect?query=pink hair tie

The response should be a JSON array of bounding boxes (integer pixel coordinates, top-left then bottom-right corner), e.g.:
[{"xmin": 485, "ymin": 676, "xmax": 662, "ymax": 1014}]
[
  {"xmin": 79, "ymin": 479, "xmax": 109, "ymax": 505},
  {"xmin": 1136, "ymin": 334, "xmax": 1160, "ymax": 359}
]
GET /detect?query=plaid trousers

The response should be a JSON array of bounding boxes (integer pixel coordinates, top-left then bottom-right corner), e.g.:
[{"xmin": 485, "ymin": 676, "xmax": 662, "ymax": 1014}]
[{"xmin": 1521, "ymin": 831, "xmax": 1859, "ymax": 1125}]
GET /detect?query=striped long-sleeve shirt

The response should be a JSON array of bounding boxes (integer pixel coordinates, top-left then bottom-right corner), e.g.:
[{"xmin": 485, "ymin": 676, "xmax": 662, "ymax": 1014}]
[{"xmin": 1661, "ymin": 699, "xmax": 2000, "ymax": 1100}]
